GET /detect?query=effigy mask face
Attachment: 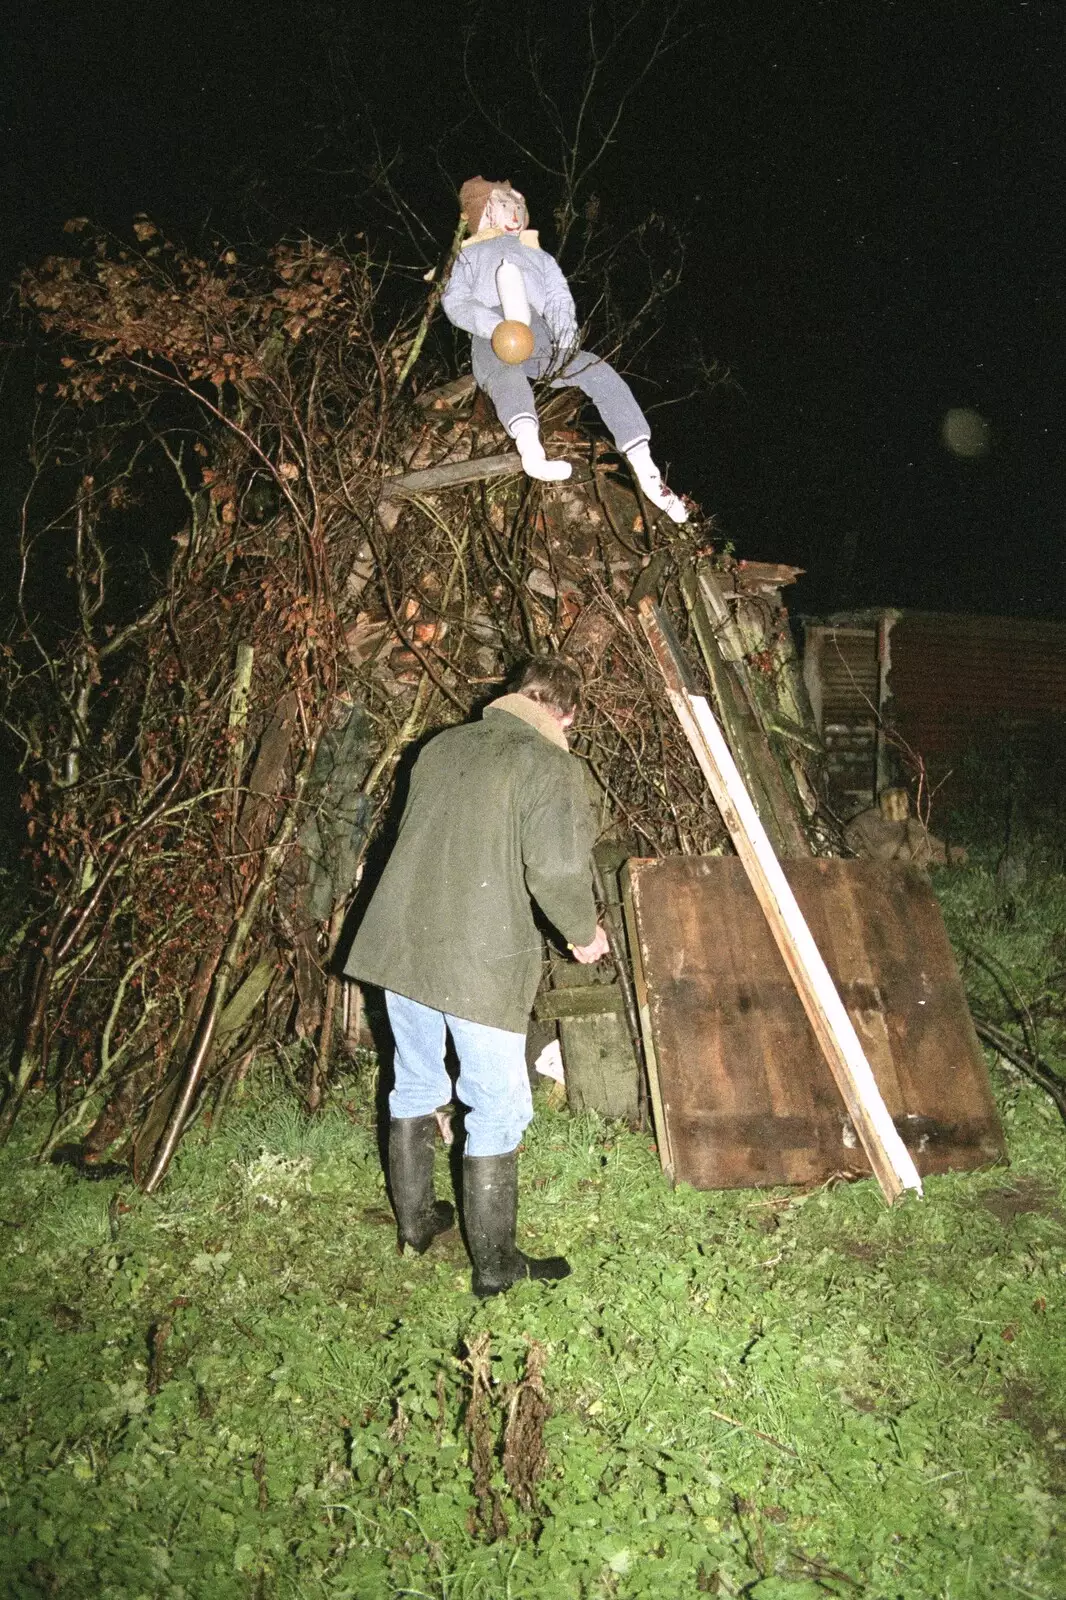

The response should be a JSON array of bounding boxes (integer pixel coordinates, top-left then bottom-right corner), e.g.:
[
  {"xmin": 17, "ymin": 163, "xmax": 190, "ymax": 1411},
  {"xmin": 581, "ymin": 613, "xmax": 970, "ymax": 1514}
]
[{"xmin": 479, "ymin": 186, "xmax": 528, "ymax": 234}]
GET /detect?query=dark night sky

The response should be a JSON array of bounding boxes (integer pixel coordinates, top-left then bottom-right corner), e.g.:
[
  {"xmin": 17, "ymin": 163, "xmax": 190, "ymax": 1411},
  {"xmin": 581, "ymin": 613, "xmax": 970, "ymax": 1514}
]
[{"xmin": 3, "ymin": 0, "xmax": 1063, "ymax": 620}]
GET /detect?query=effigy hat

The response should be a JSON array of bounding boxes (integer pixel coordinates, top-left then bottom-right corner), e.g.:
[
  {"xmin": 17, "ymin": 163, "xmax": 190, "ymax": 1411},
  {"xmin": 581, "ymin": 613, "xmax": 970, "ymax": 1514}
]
[{"xmin": 459, "ymin": 175, "xmax": 524, "ymax": 233}]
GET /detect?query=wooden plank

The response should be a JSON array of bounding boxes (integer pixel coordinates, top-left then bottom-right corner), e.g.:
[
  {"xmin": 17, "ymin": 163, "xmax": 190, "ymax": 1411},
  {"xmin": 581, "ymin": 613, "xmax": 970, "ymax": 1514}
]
[
  {"xmin": 637, "ymin": 596, "xmax": 923, "ymax": 1202},
  {"xmin": 677, "ymin": 688, "xmax": 921, "ymax": 1201},
  {"xmin": 413, "ymin": 374, "xmax": 477, "ymax": 410},
  {"xmin": 695, "ymin": 564, "xmax": 747, "ymax": 663},
  {"xmin": 681, "ymin": 566, "xmax": 810, "ymax": 859},
  {"xmin": 379, "ymin": 452, "xmax": 522, "ymax": 499},
  {"xmin": 534, "ymin": 984, "xmax": 624, "ymax": 1020},
  {"xmin": 625, "ymin": 856, "xmax": 1005, "ymax": 1189},
  {"xmin": 622, "ymin": 866, "xmax": 674, "ymax": 1180},
  {"xmin": 535, "ymin": 845, "xmax": 643, "ymax": 1123}
]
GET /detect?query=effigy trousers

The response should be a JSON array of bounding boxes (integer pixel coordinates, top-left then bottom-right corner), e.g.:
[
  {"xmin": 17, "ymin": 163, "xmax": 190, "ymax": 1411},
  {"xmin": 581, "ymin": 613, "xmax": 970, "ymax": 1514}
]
[{"xmin": 470, "ymin": 312, "xmax": 650, "ymax": 452}]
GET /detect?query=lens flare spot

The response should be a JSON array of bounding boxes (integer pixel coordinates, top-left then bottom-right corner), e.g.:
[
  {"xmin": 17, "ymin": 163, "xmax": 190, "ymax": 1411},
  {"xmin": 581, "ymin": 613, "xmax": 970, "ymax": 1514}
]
[{"xmin": 941, "ymin": 407, "xmax": 991, "ymax": 459}]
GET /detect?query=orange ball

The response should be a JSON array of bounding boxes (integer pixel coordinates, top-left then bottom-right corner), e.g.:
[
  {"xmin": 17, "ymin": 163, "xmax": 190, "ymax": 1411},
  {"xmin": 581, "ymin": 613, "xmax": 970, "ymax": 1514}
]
[{"xmin": 491, "ymin": 319, "xmax": 535, "ymax": 365}]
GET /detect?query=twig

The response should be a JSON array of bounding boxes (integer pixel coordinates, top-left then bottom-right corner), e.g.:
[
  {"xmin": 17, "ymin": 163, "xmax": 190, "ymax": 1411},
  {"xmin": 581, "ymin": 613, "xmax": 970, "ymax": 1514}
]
[
  {"xmin": 973, "ymin": 1018, "xmax": 1066, "ymax": 1128},
  {"xmin": 707, "ymin": 1407, "xmax": 798, "ymax": 1457},
  {"xmin": 396, "ymin": 214, "xmax": 467, "ymax": 390}
]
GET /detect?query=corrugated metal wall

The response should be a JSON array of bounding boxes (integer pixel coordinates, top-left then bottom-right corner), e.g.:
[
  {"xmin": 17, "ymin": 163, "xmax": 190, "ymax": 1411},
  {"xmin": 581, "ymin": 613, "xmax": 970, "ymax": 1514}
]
[{"xmin": 803, "ymin": 625, "xmax": 880, "ymax": 809}]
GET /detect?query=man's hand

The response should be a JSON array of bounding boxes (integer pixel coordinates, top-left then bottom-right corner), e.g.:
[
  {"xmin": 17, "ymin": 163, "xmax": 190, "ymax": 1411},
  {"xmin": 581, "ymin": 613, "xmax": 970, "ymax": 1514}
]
[{"xmin": 571, "ymin": 924, "xmax": 610, "ymax": 964}]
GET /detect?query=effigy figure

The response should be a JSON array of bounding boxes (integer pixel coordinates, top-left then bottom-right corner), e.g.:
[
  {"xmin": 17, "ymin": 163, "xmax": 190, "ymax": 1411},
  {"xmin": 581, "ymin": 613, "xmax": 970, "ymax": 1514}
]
[{"xmin": 441, "ymin": 175, "xmax": 689, "ymax": 521}]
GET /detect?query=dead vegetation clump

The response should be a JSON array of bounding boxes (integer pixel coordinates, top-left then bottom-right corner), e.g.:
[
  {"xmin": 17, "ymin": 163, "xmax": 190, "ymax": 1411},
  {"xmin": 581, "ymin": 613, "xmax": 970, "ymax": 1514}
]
[{"xmin": 461, "ymin": 1333, "xmax": 552, "ymax": 1539}]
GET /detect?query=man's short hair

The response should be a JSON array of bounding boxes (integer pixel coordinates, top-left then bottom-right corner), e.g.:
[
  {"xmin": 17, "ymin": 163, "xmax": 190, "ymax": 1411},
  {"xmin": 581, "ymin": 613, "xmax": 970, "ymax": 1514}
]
[{"xmin": 512, "ymin": 655, "xmax": 584, "ymax": 718}]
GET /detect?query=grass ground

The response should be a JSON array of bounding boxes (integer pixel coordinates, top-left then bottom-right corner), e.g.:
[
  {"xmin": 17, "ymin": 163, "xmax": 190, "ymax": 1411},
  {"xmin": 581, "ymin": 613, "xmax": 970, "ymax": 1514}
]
[{"xmin": 1, "ymin": 843, "xmax": 1065, "ymax": 1598}]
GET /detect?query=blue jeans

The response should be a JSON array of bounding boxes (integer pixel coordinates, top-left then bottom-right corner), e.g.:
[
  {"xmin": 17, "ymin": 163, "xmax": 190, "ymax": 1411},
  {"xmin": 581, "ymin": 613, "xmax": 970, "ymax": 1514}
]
[{"xmin": 385, "ymin": 990, "xmax": 534, "ymax": 1158}]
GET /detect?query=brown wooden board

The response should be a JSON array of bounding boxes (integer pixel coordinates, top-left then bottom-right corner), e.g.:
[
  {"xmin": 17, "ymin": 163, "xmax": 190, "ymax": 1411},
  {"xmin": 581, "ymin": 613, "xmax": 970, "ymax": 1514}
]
[{"xmin": 624, "ymin": 856, "xmax": 1006, "ymax": 1189}]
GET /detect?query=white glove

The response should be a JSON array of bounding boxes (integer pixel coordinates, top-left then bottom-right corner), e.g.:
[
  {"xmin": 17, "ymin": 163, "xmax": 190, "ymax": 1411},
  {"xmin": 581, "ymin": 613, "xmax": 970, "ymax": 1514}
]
[{"xmin": 571, "ymin": 924, "xmax": 610, "ymax": 964}]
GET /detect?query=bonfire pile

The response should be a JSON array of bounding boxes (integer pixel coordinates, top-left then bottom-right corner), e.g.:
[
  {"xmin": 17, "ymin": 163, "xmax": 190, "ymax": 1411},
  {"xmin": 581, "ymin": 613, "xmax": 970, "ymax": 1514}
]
[{"xmin": 0, "ymin": 222, "xmax": 824, "ymax": 1183}]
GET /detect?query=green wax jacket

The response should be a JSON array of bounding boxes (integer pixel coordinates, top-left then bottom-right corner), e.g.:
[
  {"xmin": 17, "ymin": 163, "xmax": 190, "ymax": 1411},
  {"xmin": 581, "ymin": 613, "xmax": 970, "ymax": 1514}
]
[{"xmin": 344, "ymin": 694, "xmax": 599, "ymax": 1033}]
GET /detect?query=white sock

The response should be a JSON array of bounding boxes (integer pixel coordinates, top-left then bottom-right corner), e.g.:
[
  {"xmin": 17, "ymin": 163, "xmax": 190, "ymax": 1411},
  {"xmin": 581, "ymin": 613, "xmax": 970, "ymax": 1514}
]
[
  {"xmin": 625, "ymin": 440, "xmax": 689, "ymax": 523},
  {"xmin": 512, "ymin": 418, "xmax": 572, "ymax": 483}
]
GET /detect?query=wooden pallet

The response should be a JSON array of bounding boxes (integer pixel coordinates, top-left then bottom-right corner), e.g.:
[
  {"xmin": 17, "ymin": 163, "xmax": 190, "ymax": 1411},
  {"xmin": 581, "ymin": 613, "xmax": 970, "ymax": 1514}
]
[{"xmin": 623, "ymin": 856, "xmax": 1006, "ymax": 1190}]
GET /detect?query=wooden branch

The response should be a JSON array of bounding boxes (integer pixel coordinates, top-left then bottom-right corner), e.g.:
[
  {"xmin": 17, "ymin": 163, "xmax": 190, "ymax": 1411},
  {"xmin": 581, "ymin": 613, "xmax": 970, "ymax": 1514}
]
[
  {"xmin": 227, "ymin": 643, "xmax": 255, "ymax": 858},
  {"xmin": 97, "ymin": 596, "xmax": 169, "ymax": 661},
  {"xmin": 310, "ymin": 903, "xmax": 347, "ymax": 1114},
  {"xmin": 142, "ymin": 752, "xmax": 315, "ymax": 1194},
  {"xmin": 379, "ymin": 452, "xmax": 524, "ymax": 500},
  {"xmin": 973, "ymin": 1018, "xmax": 1066, "ymax": 1127},
  {"xmin": 637, "ymin": 596, "xmax": 922, "ymax": 1205},
  {"xmin": 396, "ymin": 214, "xmax": 467, "ymax": 391}
]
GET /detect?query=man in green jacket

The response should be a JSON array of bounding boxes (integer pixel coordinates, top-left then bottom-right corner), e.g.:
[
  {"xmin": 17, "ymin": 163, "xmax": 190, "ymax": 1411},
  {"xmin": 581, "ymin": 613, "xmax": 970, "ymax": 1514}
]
[{"xmin": 346, "ymin": 656, "xmax": 608, "ymax": 1296}]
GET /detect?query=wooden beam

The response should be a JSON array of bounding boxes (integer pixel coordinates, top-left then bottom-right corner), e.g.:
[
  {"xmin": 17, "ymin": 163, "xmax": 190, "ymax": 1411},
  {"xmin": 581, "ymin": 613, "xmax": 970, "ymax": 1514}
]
[
  {"xmin": 379, "ymin": 452, "xmax": 523, "ymax": 499},
  {"xmin": 637, "ymin": 596, "xmax": 922, "ymax": 1204},
  {"xmin": 694, "ymin": 564, "xmax": 747, "ymax": 663},
  {"xmin": 413, "ymin": 374, "xmax": 478, "ymax": 410},
  {"xmin": 681, "ymin": 567, "xmax": 810, "ymax": 859}
]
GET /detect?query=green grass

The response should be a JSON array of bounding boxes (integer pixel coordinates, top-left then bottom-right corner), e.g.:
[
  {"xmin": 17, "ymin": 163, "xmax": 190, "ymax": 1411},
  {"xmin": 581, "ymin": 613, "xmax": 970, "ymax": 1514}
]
[{"xmin": 1, "ymin": 844, "xmax": 1065, "ymax": 1598}]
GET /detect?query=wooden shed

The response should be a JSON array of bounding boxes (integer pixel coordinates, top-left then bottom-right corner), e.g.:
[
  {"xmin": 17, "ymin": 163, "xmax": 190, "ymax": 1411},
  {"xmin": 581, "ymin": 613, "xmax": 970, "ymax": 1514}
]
[{"xmin": 803, "ymin": 610, "xmax": 1066, "ymax": 813}]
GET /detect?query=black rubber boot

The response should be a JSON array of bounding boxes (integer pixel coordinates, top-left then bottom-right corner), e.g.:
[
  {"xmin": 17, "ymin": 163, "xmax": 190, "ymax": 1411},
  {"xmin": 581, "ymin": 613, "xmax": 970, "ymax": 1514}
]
[
  {"xmin": 462, "ymin": 1151, "xmax": 571, "ymax": 1298},
  {"xmin": 388, "ymin": 1115, "xmax": 455, "ymax": 1254}
]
